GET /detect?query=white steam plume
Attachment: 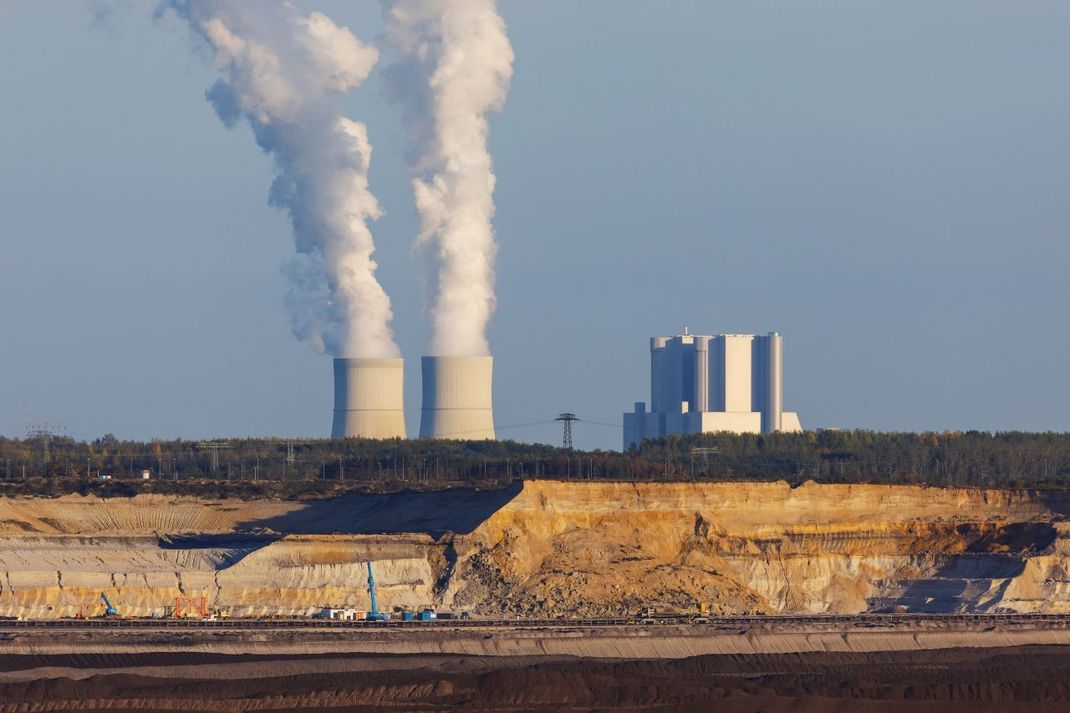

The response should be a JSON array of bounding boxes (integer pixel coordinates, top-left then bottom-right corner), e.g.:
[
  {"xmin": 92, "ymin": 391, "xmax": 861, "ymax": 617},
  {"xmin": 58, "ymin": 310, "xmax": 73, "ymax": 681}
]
[
  {"xmin": 161, "ymin": 1, "xmax": 399, "ymax": 358},
  {"xmin": 383, "ymin": 0, "xmax": 514, "ymax": 357}
]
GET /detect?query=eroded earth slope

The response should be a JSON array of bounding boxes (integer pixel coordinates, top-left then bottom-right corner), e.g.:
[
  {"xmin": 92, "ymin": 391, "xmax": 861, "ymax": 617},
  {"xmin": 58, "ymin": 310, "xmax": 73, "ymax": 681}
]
[{"xmin": 0, "ymin": 480, "xmax": 1068, "ymax": 618}]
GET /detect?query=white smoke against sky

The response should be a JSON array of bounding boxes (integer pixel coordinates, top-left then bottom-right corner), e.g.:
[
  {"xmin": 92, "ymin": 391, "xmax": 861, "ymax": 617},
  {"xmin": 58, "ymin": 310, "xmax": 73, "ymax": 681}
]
[
  {"xmin": 160, "ymin": 0, "xmax": 399, "ymax": 358},
  {"xmin": 382, "ymin": 0, "xmax": 514, "ymax": 357}
]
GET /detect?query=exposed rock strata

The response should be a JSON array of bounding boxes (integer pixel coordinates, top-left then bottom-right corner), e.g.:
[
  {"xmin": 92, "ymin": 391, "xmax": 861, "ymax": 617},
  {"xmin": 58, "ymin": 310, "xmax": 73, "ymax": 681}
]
[{"xmin": 0, "ymin": 481, "xmax": 1067, "ymax": 618}]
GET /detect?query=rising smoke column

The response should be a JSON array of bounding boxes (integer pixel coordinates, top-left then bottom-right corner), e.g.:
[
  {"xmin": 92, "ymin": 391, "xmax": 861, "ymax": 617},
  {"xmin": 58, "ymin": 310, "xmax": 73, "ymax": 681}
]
[
  {"xmin": 383, "ymin": 0, "xmax": 514, "ymax": 356},
  {"xmin": 161, "ymin": 1, "xmax": 399, "ymax": 358}
]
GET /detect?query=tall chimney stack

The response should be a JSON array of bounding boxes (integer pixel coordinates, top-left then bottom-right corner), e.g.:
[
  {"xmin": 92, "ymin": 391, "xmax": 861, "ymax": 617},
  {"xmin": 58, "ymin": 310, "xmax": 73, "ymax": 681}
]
[
  {"xmin": 331, "ymin": 358, "xmax": 406, "ymax": 439},
  {"xmin": 419, "ymin": 356, "xmax": 496, "ymax": 440}
]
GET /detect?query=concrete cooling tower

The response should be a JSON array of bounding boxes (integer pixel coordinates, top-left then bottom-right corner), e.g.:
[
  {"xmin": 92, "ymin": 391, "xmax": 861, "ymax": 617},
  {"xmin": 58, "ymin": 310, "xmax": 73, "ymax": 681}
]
[
  {"xmin": 331, "ymin": 358, "xmax": 406, "ymax": 439},
  {"xmin": 419, "ymin": 356, "xmax": 496, "ymax": 440}
]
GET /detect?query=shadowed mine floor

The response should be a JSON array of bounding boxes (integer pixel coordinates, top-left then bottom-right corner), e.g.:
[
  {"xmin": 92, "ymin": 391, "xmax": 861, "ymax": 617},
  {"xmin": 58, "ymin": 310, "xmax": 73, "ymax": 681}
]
[{"xmin": 1, "ymin": 647, "xmax": 1070, "ymax": 712}]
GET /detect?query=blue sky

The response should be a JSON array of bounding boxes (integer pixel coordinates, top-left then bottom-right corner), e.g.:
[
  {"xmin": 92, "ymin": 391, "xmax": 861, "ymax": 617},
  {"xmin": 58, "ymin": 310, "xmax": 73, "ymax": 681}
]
[{"xmin": 1, "ymin": 1, "xmax": 1068, "ymax": 450}]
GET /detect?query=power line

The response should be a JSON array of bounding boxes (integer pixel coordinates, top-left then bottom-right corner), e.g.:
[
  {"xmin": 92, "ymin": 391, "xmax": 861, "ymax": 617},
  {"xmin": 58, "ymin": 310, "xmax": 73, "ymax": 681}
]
[
  {"xmin": 582, "ymin": 419, "xmax": 623, "ymax": 430},
  {"xmin": 429, "ymin": 419, "xmax": 558, "ymax": 440}
]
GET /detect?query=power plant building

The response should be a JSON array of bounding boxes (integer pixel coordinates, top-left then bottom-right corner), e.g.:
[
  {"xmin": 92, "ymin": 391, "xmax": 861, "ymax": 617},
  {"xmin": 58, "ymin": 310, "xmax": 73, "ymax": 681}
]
[{"xmin": 623, "ymin": 331, "xmax": 801, "ymax": 450}]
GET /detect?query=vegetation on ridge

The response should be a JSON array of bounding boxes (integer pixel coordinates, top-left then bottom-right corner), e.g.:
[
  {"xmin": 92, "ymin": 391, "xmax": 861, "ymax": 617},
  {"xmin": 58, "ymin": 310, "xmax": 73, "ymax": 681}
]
[{"xmin": 0, "ymin": 430, "xmax": 1069, "ymax": 496}]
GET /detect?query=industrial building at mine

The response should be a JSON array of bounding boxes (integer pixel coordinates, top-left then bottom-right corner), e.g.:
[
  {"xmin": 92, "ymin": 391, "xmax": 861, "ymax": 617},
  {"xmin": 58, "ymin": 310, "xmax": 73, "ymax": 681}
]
[{"xmin": 623, "ymin": 331, "xmax": 802, "ymax": 449}]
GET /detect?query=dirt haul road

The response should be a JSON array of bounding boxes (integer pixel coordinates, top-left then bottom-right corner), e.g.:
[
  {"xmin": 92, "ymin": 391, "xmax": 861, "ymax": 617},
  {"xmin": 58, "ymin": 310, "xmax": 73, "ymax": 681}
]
[{"xmin": 0, "ymin": 621, "xmax": 1069, "ymax": 711}]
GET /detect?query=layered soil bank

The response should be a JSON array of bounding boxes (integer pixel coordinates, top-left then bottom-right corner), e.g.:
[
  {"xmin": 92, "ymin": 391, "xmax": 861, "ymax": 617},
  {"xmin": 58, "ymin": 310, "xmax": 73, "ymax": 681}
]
[
  {"xmin": 6, "ymin": 619, "xmax": 1070, "ymax": 658},
  {"xmin": 0, "ymin": 646, "xmax": 1069, "ymax": 712},
  {"xmin": 0, "ymin": 481, "xmax": 1068, "ymax": 618}
]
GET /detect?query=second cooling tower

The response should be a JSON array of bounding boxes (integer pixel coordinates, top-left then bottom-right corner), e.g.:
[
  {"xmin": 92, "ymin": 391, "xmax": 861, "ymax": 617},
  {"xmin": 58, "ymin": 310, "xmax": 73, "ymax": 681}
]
[
  {"xmin": 418, "ymin": 356, "xmax": 496, "ymax": 440},
  {"xmin": 331, "ymin": 358, "xmax": 406, "ymax": 439}
]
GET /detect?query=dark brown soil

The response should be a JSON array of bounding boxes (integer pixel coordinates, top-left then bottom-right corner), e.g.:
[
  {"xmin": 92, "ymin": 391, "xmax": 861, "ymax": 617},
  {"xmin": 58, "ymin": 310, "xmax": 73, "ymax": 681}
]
[{"xmin": 2, "ymin": 646, "xmax": 1070, "ymax": 712}]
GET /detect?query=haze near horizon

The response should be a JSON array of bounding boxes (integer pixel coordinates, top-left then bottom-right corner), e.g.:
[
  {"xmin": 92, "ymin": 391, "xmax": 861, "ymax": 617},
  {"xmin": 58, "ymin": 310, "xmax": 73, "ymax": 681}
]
[{"xmin": 0, "ymin": 1, "xmax": 1067, "ymax": 449}]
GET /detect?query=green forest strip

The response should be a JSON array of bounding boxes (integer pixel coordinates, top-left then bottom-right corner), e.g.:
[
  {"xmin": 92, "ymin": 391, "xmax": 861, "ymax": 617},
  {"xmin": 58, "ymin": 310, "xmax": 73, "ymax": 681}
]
[{"xmin": 0, "ymin": 430, "xmax": 1068, "ymax": 496}]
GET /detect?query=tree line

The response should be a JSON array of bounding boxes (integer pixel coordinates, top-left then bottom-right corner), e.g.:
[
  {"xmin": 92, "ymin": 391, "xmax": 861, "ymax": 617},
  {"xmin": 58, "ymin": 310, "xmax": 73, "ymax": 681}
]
[{"xmin": 0, "ymin": 430, "xmax": 1069, "ymax": 494}]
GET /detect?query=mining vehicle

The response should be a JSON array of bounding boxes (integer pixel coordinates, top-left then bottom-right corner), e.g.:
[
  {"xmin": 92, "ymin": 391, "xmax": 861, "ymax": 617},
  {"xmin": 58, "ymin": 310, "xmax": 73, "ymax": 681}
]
[
  {"xmin": 99, "ymin": 592, "xmax": 118, "ymax": 617},
  {"xmin": 366, "ymin": 562, "xmax": 390, "ymax": 621},
  {"xmin": 638, "ymin": 605, "xmax": 704, "ymax": 622}
]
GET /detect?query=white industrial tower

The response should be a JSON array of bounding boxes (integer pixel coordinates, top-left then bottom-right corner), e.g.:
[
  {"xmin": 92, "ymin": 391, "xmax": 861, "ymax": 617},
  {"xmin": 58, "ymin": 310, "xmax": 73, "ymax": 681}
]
[
  {"xmin": 418, "ymin": 356, "xmax": 496, "ymax": 440},
  {"xmin": 331, "ymin": 358, "xmax": 407, "ymax": 439},
  {"xmin": 623, "ymin": 331, "xmax": 802, "ymax": 450}
]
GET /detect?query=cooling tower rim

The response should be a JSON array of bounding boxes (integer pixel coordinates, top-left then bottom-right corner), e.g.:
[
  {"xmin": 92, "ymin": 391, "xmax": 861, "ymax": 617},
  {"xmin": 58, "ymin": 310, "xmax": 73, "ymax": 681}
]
[
  {"xmin": 334, "ymin": 357, "xmax": 405, "ymax": 367},
  {"xmin": 420, "ymin": 355, "xmax": 493, "ymax": 362}
]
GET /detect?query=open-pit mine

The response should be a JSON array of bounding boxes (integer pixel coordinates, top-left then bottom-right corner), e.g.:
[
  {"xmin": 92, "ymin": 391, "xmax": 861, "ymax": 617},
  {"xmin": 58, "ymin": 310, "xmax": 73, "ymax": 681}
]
[
  {"xmin": 0, "ymin": 480, "xmax": 1067, "ymax": 619},
  {"xmin": 3, "ymin": 480, "xmax": 1070, "ymax": 711}
]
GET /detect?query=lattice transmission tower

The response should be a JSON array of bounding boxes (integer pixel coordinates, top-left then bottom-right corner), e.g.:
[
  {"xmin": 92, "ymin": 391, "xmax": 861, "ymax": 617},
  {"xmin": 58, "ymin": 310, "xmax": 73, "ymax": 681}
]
[
  {"xmin": 555, "ymin": 413, "xmax": 579, "ymax": 450},
  {"xmin": 26, "ymin": 421, "xmax": 61, "ymax": 465},
  {"xmin": 197, "ymin": 441, "xmax": 232, "ymax": 473}
]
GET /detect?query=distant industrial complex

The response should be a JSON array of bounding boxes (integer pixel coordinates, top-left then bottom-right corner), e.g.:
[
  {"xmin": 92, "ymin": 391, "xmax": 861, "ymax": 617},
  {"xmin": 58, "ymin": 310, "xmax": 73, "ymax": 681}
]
[
  {"xmin": 623, "ymin": 331, "xmax": 801, "ymax": 450},
  {"xmin": 331, "ymin": 330, "xmax": 800, "ymax": 451}
]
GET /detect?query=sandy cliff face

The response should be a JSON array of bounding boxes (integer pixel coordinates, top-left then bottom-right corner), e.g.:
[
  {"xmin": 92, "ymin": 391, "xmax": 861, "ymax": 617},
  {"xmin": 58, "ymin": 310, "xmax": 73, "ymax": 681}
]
[
  {"xmin": 448, "ymin": 481, "xmax": 1070, "ymax": 616},
  {"xmin": 0, "ymin": 482, "xmax": 1066, "ymax": 618},
  {"xmin": 0, "ymin": 534, "xmax": 441, "ymax": 619}
]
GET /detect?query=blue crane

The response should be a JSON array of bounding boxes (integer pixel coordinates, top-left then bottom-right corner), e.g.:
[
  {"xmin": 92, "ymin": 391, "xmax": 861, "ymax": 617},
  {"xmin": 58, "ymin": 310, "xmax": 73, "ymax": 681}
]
[
  {"xmin": 99, "ymin": 592, "xmax": 118, "ymax": 617},
  {"xmin": 366, "ymin": 562, "xmax": 388, "ymax": 621}
]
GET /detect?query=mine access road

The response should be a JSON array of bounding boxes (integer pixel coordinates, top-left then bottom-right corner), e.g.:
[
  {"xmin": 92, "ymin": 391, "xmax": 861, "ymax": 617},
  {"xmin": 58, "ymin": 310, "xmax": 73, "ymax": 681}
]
[{"xmin": 2, "ymin": 612, "xmax": 1070, "ymax": 631}]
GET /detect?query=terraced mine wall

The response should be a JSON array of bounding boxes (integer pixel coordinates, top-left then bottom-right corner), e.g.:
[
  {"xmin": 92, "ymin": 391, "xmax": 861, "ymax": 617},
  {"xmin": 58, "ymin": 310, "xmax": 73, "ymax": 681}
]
[{"xmin": 0, "ymin": 480, "xmax": 1069, "ymax": 618}]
